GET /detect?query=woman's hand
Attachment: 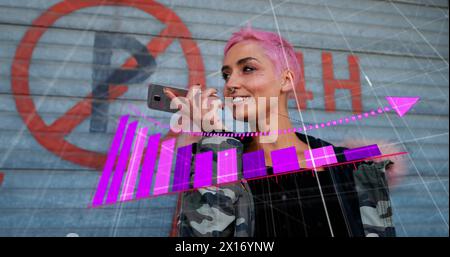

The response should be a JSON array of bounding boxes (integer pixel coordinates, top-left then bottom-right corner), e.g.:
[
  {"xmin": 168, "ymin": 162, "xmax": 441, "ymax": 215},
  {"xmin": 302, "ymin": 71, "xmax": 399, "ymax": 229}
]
[{"xmin": 164, "ymin": 84, "xmax": 224, "ymax": 134}]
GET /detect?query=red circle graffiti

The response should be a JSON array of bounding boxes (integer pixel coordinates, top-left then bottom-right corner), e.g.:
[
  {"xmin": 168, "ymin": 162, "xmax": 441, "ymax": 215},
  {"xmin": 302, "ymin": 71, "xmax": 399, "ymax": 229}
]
[{"xmin": 11, "ymin": 0, "xmax": 205, "ymax": 169}]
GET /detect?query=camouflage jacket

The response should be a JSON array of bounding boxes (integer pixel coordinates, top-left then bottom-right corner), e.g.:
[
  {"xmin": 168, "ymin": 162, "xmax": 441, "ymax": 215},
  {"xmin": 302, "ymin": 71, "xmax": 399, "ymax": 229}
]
[
  {"xmin": 177, "ymin": 136, "xmax": 254, "ymax": 237},
  {"xmin": 176, "ymin": 134, "xmax": 395, "ymax": 237},
  {"xmin": 353, "ymin": 160, "xmax": 396, "ymax": 237}
]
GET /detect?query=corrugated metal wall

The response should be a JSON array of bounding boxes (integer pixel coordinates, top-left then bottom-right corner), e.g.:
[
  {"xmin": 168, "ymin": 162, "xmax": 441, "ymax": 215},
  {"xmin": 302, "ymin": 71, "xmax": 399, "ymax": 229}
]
[{"xmin": 0, "ymin": 0, "xmax": 448, "ymax": 237}]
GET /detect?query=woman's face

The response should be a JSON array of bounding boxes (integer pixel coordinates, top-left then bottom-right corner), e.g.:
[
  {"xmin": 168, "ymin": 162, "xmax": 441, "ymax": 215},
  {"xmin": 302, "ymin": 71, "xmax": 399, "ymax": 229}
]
[{"xmin": 222, "ymin": 40, "xmax": 283, "ymax": 121}]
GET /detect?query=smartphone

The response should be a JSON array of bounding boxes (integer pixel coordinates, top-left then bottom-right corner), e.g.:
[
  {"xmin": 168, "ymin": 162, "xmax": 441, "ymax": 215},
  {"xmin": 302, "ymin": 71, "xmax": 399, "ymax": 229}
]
[{"xmin": 147, "ymin": 83, "xmax": 188, "ymax": 113}]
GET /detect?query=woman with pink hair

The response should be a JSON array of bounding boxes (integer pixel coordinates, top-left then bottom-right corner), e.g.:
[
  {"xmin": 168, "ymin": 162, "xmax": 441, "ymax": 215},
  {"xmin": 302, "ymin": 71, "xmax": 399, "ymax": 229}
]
[{"xmin": 166, "ymin": 26, "xmax": 396, "ymax": 237}]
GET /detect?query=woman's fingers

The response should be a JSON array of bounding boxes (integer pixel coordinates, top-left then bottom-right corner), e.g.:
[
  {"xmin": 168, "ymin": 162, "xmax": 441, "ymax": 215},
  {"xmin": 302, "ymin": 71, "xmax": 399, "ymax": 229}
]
[
  {"xmin": 201, "ymin": 88, "xmax": 219, "ymax": 107},
  {"xmin": 164, "ymin": 88, "xmax": 187, "ymax": 114},
  {"xmin": 201, "ymin": 88, "xmax": 223, "ymax": 109},
  {"xmin": 165, "ymin": 85, "xmax": 224, "ymax": 130},
  {"xmin": 202, "ymin": 88, "xmax": 218, "ymax": 99},
  {"xmin": 187, "ymin": 84, "xmax": 201, "ymax": 100},
  {"xmin": 163, "ymin": 88, "xmax": 177, "ymax": 100},
  {"xmin": 186, "ymin": 85, "xmax": 202, "ymax": 112}
]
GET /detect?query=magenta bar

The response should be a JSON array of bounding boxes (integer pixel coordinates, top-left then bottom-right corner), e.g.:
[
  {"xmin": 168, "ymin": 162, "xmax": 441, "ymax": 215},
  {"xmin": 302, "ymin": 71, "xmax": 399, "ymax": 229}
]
[
  {"xmin": 344, "ymin": 144, "xmax": 382, "ymax": 161},
  {"xmin": 91, "ymin": 115, "xmax": 129, "ymax": 207},
  {"xmin": 271, "ymin": 146, "xmax": 300, "ymax": 173},
  {"xmin": 153, "ymin": 138, "xmax": 176, "ymax": 195},
  {"xmin": 304, "ymin": 146, "xmax": 338, "ymax": 169},
  {"xmin": 243, "ymin": 150, "xmax": 267, "ymax": 179},
  {"xmin": 217, "ymin": 148, "xmax": 238, "ymax": 184},
  {"xmin": 135, "ymin": 133, "xmax": 161, "ymax": 199},
  {"xmin": 172, "ymin": 144, "xmax": 193, "ymax": 192},
  {"xmin": 120, "ymin": 127, "xmax": 148, "ymax": 202},
  {"xmin": 193, "ymin": 151, "xmax": 213, "ymax": 188},
  {"xmin": 105, "ymin": 121, "xmax": 138, "ymax": 205}
]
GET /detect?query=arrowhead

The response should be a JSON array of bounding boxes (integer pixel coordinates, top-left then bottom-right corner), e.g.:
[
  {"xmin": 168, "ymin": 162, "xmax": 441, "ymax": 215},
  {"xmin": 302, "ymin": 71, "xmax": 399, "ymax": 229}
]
[{"xmin": 385, "ymin": 96, "xmax": 420, "ymax": 117}]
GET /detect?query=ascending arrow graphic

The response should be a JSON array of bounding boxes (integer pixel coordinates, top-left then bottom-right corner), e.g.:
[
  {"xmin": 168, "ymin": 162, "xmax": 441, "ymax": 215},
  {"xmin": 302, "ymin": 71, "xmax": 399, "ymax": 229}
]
[
  {"xmin": 188, "ymin": 95, "xmax": 421, "ymax": 137},
  {"xmin": 385, "ymin": 96, "xmax": 420, "ymax": 117},
  {"xmin": 292, "ymin": 95, "xmax": 421, "ymax": 133}
]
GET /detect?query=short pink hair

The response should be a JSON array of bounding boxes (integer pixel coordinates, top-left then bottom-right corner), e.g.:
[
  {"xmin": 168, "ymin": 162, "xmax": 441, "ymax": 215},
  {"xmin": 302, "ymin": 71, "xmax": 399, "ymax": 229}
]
[{"xmin": 224, "ymin": 26, "xmax": 300, "ymax": 86}]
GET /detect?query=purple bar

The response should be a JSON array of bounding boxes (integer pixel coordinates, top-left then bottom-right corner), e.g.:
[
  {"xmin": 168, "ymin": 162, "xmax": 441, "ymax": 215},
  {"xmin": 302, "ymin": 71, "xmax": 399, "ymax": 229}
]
[
  {"xmin": 172, "ymin": 144, "xmax": 193, "ymax": 192},
  {"xmin": 153, "ymin": 138, "xmax": 176, "ymax": 195},
  {"xmin": 304, "ymin": 146, "xmax": 338, "ymax": 169},
  {"xmin": 271, "ymin": 146, "xmax": 300, "ymax": 173},
  {"xmin": 217, "ymin": 148, "xmax": 238, "ymax": 184},
  {"xmin": 193, "ymin": 151, "xmax": 213, "ymax": 188},
  {"xmin": 105, "ymin": 121, "xmax": 138, "ymax": 205},
  {"xmin": 120, "ymin": 127, "xmax": 148, "ymax": 201},
  {"xmin": 135, "ymin": 133, "xmax": 161, "ymax": 199},
  {"xmin": 91, "ymin": 115, "xmax": 129, "ymax": 207},
  {"xmin": 344, "ymin": 144, "xmax": 382, "ymax": 161},
  {"xmin": 242, "ymin": 150, "xmax": 267, "ymax": 179}
]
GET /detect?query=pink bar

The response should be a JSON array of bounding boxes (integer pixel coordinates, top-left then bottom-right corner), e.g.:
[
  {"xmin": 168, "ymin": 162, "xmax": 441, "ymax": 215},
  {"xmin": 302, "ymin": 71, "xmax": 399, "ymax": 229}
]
[
  {"xmin": 135, "ymin": 133, "xmax": 160, "ymax": 199},
  {"xmin": 153, "ymin": 138, "xmax": 176, "ymax": 195},
  {"xmin": 105, "ymin": 121, "xmax": 138, "ymax": 205},
  {"xmin": 304, "ymin": 146, "xmax": 338, "ymax": 169},
  {"xmin": 120, "ymin": 127, "xmax": 148, "ymax": 201},
  {"xmin": 193, "ymin": 151, "xmax": 213, "ymax": 188},
  {"xmin": 91, "ymin": 115, "xmax": 129, "ymax": 207},
  {"xmin": 217, "ymin": 148, "xmax": 238, "ymax": 184}
]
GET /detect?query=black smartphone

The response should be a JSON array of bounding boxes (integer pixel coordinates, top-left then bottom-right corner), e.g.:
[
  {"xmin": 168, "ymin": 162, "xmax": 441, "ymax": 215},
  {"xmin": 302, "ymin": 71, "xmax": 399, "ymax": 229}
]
[{"xmin": 147, "ymin": 83, "xmax": 188, "ymax": 113}]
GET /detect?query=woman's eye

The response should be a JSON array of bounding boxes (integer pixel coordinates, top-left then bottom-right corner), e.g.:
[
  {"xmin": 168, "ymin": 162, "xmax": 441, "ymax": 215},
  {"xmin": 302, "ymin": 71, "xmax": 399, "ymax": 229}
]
[
  {"xmin": 243, "ymin": 66, "xmax": 255, "ymax": 73},
  {"xmin": 222, "ymin": 73, "xmax": 230, "ymax": 81}
]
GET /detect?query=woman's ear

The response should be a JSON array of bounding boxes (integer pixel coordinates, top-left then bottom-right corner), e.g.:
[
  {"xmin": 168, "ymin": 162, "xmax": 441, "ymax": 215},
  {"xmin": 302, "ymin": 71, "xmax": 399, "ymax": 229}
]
[{"xmin": 280, "ymin": 70, "xmax": 295, "ymax": 93}]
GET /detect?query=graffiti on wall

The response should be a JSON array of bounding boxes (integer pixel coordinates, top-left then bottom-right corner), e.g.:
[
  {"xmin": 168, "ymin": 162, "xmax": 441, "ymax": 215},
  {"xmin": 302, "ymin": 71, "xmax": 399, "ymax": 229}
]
[
  {"xmin": 11, "ymin": 0, "xmax": 205, "ymax": 169},
  {"xmin": 11, "ymin": 0, "xmax": 362, "ymax": 169},
  {"xmin": 90, "ymin": 32, "xmax": 157, "ymax": 133}
]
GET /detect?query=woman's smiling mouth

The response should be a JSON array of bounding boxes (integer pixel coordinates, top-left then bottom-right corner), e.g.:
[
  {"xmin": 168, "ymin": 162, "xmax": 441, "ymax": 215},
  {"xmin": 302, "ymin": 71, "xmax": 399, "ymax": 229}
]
[{"xmin": 232, "ymin": 96, "xmax": 251, "ymax": 104}]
